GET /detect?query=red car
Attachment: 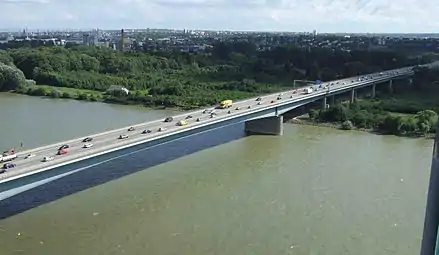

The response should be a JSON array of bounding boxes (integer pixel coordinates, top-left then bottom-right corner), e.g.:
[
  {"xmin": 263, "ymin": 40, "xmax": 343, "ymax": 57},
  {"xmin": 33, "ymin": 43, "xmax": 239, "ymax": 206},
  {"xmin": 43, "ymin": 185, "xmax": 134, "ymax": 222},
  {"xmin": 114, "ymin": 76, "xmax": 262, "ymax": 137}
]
[{"xmin": 58, "ymin": 149, "xmax": 68, "ymax": 155}]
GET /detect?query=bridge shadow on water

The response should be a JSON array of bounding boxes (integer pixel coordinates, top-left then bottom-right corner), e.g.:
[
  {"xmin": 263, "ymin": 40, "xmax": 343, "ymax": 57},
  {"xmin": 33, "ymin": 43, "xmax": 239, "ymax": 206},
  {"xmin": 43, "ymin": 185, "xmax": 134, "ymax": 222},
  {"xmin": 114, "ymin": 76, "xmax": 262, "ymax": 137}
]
[{"xmin": 0, "ymin": 123, "xmax": 247, "ymax": 220}]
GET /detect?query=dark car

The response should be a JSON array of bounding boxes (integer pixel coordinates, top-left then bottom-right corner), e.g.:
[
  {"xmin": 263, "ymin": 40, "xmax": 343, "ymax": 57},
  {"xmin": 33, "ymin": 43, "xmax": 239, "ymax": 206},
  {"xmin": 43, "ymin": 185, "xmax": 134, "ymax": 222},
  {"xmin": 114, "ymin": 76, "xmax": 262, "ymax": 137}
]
[
  {"xmin": 3, "ymin": 163, "xmax": 16, "ymax": 169},
  {"xmin": 82, "ymin": 137, "xmax": 93, "ymax": 143},
  {"xmin": 59, "ymin": 144, "xmax": 69, "ymax": 150},
  {"xmin": 0, "ymin": 169, "xmax": 6, "ymax": 174},
  {"xmin": 128, "ymin": 127, "xmax": 135, "ymax": 131},
  {"xmin": 186, "ymin": 115, "xmax": 193, "ymax": 119},
  {"xmin": 142, "ymin": 129, "xmax": 152, "ymax": 134},
  {"xmin": 164, "ymin": 117, "xmax": 173, "ymax": 122}
]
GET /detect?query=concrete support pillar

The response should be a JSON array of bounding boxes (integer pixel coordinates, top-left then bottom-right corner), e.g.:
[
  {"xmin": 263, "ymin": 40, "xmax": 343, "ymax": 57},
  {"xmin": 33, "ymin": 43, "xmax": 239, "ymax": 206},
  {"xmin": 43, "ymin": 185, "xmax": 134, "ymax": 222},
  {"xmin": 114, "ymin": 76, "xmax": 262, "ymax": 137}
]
[
  {"xmin": 245, "ymin": 116, "xmax": 284, "ymax": 136},
  {"xmin": 330, "ymin": 95, "xmax": 335, "ymax": 105},
  {"xmin": 322, "ymin": 97, "xmax": 327, "ymax": 110},
  {"xmin": 350, "ymin": 89, "xmax": 355, "ymax": 103},
  {"xmin": 372, "ymin": 84, "xmax": 376, "ymax": 98},
  {"xmin": 389, "ymin": 79, "xmax": 393, "ymax": 93},
  {"xmin": 409, "ymin": 78, "xmax": 413, "ymax": 85}
]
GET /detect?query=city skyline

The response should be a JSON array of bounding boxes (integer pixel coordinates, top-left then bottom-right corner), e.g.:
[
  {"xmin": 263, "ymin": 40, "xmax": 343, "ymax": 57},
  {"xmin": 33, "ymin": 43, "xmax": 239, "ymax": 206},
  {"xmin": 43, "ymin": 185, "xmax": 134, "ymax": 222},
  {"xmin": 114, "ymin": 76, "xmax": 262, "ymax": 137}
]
[{"xmin": 0, "ymin": 0, "xmax": 438, "ymax": 33}]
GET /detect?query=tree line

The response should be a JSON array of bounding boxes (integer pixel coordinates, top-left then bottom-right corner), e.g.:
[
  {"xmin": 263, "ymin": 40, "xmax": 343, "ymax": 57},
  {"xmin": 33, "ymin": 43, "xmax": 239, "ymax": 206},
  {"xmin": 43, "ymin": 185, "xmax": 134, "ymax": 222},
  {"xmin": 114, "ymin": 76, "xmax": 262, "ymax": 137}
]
[{"xmin": 0, "ymin": 42, "xmax": 436, "ymax": 108}]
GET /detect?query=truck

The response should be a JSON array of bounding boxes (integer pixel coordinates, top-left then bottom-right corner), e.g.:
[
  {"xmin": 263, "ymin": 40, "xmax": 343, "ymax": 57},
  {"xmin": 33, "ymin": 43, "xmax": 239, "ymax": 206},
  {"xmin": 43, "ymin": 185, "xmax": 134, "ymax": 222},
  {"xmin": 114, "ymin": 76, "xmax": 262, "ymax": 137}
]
[
  {"xmin": 177, "ymin": 120, "xmax": 188, "ymax": 126},
  {"xmin": 219, "ymin": 100, "xmax": 233, "ymax": 109},
  {"xmin": 303, "ymin": 88, "xmax": 313, "ymax": 94},
  {"xmin": 0, "ymin": 149, "xmax": 17, "ymax": 162}
]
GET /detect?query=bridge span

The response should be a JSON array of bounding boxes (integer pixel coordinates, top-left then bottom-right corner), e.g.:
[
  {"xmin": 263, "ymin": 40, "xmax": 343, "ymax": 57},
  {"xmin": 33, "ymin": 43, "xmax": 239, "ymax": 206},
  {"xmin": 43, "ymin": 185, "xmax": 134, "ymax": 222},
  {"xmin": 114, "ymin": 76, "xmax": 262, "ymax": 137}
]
[{"xmin": 0, "ymin": 64, "xmax": 429, "ymax": 203}]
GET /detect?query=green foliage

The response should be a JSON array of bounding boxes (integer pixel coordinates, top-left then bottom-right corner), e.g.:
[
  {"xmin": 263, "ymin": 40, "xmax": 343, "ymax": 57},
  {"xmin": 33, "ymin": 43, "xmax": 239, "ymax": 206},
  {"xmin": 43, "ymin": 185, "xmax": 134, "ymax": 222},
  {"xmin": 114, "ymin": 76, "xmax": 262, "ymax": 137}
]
[
  {"xmin": 315, "ymin": 101, "xmax": 437, "ymax": 136},
  {"xmin": 0, "ymin": 62, "xmax": 26, "ymax": 91},
  {"xmin": 0, "ymin": 44, "xmax": 423, "ymax": 108}
]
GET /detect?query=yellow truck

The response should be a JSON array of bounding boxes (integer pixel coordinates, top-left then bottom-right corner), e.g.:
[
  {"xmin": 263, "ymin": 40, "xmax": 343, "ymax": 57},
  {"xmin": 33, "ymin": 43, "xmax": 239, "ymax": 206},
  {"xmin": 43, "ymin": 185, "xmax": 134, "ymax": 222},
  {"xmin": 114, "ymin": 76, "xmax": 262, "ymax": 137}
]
[
  {"xmin": 177, "ymin": 120, "xmax": 188, "ymax": 126},
  {"xmin": 219, "ymin": 100, "xmax": 233, "ymax": 109}
]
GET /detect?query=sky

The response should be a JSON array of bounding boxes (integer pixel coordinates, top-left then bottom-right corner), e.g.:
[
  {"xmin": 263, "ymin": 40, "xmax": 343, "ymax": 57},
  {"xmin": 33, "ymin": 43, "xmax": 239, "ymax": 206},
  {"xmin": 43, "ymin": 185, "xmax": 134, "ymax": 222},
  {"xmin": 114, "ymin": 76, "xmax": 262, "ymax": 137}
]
[{"xmin": 0, "ymin": 0, "xmax": 438, "ymax": 33}]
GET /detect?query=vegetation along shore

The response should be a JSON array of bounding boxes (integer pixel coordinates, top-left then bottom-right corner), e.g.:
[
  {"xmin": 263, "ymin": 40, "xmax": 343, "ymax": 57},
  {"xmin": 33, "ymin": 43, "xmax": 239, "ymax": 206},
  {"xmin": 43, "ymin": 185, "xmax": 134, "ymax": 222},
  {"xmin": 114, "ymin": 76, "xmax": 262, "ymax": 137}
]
[{"xmin": 0, "ymin": 42, "xmax": 438, "ymax": 137}]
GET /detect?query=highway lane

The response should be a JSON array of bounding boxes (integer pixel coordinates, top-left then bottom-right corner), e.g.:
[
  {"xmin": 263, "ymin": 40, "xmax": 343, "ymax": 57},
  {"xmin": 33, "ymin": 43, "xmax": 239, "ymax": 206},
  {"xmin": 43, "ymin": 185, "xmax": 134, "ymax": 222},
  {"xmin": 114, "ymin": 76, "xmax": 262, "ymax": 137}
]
[
  {"xmin": 0, "ymin": 67, "xmax": 414, "ymax": 181},
  {"xmin": 0, "ymin": 97, "xmax": 277, "ymax": 178}
]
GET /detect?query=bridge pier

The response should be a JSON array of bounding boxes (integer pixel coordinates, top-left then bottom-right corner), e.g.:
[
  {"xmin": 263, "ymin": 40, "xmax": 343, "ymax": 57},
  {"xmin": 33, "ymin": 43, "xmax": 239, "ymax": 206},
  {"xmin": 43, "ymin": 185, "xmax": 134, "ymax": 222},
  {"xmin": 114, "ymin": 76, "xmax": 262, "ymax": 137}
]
[
  {"xmin": 372, "ymin": 84, "xmax": 376, "ymax": 98},
  {"xmin": 245, "ymin": 116, "xmax": 284, "ymax": 136},
  {"xmin": 322, "ymin": 97, "xmax": 327, "ymax": 110},
  {"xmin": 350, "ymin": 89, "xmax": 355, "ymax": 103},
  {"xmin": 389, "ymin": 79, "xmax": 393, "ymax": 93}
]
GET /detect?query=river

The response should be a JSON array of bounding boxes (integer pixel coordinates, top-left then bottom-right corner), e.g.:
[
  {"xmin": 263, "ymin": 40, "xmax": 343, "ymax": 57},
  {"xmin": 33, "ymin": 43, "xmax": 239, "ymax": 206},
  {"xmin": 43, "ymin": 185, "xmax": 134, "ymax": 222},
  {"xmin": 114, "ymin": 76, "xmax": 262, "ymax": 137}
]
[{"xmin": 0, "ymin": 93, "xmax": 433, "ymax": 255}]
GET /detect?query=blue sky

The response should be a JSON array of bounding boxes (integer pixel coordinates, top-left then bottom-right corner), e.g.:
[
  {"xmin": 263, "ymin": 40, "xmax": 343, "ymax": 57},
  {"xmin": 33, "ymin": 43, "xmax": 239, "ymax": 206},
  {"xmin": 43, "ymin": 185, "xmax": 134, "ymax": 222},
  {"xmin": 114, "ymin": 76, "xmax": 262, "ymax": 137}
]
[{"xmin": 0, "ymin": 0, "xmax": 438, "ymax": 33}]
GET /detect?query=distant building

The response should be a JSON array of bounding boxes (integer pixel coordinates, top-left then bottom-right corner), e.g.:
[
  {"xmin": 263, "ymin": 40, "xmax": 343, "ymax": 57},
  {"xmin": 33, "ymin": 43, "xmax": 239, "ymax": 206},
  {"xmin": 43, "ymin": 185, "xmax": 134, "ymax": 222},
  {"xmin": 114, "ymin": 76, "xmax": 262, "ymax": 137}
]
[
  {"xmin": 106, "ymin": 85, "xmax": 129, "ymax": 95},
  {"xmin": 82, "ymin": 33, "xmax": 98, "ymax": 46}
]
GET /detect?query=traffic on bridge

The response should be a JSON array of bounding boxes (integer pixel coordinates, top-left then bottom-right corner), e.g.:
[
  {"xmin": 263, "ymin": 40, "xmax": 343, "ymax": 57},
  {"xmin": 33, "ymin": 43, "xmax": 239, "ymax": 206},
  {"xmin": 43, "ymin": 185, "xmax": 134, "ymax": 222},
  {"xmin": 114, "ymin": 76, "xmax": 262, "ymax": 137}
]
[{"xmin": 0, "ymin": 65, "xmax": 418, "ymax": 182}]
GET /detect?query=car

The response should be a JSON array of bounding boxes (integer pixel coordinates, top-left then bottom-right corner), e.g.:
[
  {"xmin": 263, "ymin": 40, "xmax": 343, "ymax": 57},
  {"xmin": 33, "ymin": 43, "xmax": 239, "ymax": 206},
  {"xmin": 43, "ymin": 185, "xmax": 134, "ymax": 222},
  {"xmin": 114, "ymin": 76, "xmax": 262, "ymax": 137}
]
[
  {"xmin": 119, "ymin": 134, "xmax": 128, "ymax": 139},
  {"xmin": 256, "ymin": 97, "xmax": 262, "ymax": 101},
  {"xmin": 82, "ymin": 137, "xmax": 93, "ymax": 143},
  {"xmin": 24, "ymin": 153, "xmax": 36, "ymax": 159},
  {"xmin": 186, "ymin": 115, "xmax": 193, "ymax": 119},
  {"xmin": 59, "ymin": 144, "xmax": 69, "ymax": 150},
  {"xmin": 290, "ymin": 95, "xmax": 294, "ymax": 98},
  {"xmin": 247, "ymin": 105, "xmax": 251, "ymax": 109},
  {"xmin": 3, "ymin": 163, "xmax": 16, "ymax": 169},
  {"xmin": 42, "ymin": 156, "xmax": 54, "ymax": 162},
  {"xmin": 236, "ymin": 107, "xmax": 241, "ymax": 110},
  {"xmin": 196, "ymin": 118, "xmax": 201, "ymax": 122},
  {"xmin": 228, "ymin": 110, "xmax": 231, "ymax": 114},
  {"xmin": 277, "ymin": 96, "xmax": 282, "ymax": 100},
  {"xmin": 271, "ymin": 100, "xmax": 275, "ymax": 103},
  {"xmin": 83, "ymin": 143, "xmax": 93, "ymax": 148},
  {"xmin": 142, "ymin": 129, "xmax": 152, "ymax": 134},
  {"xmin": 128, "ymin": 127, "xmax": 135, "ymax": 131},
  {"xmin": 0, "ymin": 169, "xmax": 5, "ymax": 174},
  {"xmin": 58, "ymin": 149, "xmax": 68, "ymax": 155},
  {"xmin": 292, "ymin": 90, "xmax": 297, "ymax": 94},
  {"xmin": 258, "ymin": 102, "xmax": 262, "ymax": 105},
  {"xmin": 158, "ymin": 127, "xmax": 166, "ymax": 132},
  {"xmin": 164, "ymin": 117, "xmax": 173, "ymax": 122}
]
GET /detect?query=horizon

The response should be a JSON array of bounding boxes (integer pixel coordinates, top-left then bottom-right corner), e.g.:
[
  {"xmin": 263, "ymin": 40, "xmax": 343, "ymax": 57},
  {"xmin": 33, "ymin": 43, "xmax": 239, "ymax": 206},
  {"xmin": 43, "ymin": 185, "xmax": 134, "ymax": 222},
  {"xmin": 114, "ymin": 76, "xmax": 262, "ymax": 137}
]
[{"xmin": 1, "ymin": 0, "xmax": 438, "ymax": 33}]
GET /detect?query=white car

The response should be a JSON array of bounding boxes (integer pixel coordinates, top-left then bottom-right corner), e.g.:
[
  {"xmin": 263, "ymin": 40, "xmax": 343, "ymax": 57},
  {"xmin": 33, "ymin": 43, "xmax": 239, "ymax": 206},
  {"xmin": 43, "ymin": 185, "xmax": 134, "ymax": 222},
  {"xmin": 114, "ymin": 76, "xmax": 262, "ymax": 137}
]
[
  {"xmin": 83, "ymin": 143, "xmax": 93, "ymax": 148},
  {"xmin": 42, "ymin": 156, "xmax": 54, "ymax": 162},
  {"xmin": 119, "ymin": 134, "xmax": 128, "ymax": 139},
  {"xmin": 24, "ymin": 153, "xmax": 36, "ymax": 159},
  {"xmin": 158, "ymin": 127, "xmax": 167, "ymax": 132}
]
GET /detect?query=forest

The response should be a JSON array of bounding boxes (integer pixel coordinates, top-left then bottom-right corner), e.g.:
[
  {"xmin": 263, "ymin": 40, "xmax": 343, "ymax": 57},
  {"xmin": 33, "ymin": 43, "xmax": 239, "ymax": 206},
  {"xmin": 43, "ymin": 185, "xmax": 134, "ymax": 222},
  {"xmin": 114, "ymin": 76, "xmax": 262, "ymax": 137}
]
[{"xmin": 0, "ymin": 42, "xmax": 432, "ymax": 109}]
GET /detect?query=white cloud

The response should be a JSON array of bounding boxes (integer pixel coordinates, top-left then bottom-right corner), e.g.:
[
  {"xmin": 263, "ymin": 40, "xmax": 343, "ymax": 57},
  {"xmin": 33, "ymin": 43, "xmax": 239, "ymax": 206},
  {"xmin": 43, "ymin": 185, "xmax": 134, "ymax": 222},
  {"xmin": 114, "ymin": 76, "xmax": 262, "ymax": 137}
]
[{"xmin": 0, "ymin": 0, "xmax": 438, "ymax": 32}]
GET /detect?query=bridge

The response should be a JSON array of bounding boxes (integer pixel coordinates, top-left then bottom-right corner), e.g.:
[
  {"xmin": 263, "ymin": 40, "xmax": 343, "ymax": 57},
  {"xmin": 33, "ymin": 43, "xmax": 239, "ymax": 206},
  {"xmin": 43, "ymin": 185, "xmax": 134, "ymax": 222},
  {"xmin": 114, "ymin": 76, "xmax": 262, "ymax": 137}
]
[{"xmin": 0, "ymin": 64, "xmax": 433, "ymax": 203}]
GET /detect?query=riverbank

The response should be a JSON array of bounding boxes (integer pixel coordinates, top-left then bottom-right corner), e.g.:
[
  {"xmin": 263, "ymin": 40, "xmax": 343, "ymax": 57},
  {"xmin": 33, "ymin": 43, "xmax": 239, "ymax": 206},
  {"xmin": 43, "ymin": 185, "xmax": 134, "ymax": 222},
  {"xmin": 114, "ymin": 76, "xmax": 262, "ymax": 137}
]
[
  {"xmin": 289, "ymin": 115, "xmax": 436, "ymax": 139},
  {"xmin": 289, "ymin": 95, "xmax": 438, "ymax": 139},
  {"xmin": 10, "ymin": 85, "xmax": 186, "ymax": 112}
]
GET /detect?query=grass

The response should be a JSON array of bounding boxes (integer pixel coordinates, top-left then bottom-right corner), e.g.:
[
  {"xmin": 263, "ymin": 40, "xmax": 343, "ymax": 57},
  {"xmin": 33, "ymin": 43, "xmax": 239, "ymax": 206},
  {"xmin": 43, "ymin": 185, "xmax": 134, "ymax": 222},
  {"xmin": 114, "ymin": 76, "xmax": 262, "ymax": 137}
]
[{"xmin": 30, "ymin": 85, "xmax": 104, "ymax": 97}]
